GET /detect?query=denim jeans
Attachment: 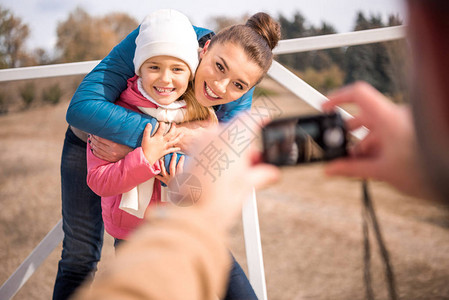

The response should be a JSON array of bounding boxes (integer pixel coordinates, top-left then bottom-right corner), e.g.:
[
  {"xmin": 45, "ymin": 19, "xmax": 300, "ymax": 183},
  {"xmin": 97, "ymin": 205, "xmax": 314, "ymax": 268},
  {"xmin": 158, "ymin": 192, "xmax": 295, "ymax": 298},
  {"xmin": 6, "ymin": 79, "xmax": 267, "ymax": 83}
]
[
  {"xmin": 224, "ymin": 255, "xmax": 258, "ymax": 300},
  {"xmin": 52, "ymin": 127, "xmax": 104, "ymax": 300},
  {"xmin": 114, "ymin": 240, "xmax": 258, "ymax": 300}
]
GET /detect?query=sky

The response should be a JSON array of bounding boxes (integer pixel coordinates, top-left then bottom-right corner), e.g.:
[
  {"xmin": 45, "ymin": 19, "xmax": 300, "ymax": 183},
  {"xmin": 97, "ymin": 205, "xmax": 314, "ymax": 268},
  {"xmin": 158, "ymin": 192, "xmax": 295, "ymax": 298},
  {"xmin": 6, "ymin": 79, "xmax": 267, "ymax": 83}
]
[{"xmin": 2, "ymin": 0, "xmax": 406, "ymax": 53}]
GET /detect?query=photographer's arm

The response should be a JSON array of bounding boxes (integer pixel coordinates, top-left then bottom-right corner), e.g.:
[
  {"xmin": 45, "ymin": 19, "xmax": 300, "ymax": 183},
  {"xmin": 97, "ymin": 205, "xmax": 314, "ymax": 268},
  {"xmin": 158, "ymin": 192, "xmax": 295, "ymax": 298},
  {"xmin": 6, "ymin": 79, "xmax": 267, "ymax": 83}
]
[{"xmin": 74, "ymin": 117, "xmax": 280, "ymax": 300}]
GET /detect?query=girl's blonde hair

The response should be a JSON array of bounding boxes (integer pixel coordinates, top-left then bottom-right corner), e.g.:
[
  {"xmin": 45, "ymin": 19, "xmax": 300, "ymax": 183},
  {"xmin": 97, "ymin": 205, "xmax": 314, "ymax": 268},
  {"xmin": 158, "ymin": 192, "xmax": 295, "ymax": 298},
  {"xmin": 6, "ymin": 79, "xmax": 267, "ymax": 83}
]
[{"xmin": 182, "ymin": 81, "xmax": 218, "ymax": 124}]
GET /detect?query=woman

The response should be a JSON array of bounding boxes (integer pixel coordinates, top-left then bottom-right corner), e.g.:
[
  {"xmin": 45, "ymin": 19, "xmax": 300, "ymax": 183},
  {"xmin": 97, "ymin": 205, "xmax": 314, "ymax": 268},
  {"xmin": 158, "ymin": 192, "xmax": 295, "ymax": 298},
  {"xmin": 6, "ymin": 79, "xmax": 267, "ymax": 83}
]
[{"xmin": 53, "ymin": 11, "xmax": 281, "ymax": 300}]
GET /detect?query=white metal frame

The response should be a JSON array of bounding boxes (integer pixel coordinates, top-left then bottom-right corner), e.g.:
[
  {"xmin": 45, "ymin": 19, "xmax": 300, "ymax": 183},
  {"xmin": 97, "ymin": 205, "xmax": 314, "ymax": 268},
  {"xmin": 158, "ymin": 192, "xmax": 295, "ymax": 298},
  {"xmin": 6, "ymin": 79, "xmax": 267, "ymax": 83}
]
[
  {"xmin": 0, "ymin": 221, "xmax": 63, "ymax": 300},
  {"xmin": 243, "ymin": 190, "xmax": 268, "ymax": 300},
  {"xmin": 0, "ymin": 25, "xmax": 405, "ymax": 300}
]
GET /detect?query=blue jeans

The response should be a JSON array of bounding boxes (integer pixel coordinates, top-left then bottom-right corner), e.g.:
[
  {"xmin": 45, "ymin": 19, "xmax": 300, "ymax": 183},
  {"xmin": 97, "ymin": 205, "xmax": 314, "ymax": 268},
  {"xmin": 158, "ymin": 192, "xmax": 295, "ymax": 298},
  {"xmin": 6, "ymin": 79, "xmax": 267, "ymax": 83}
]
[
  {"xmin": 52, "ymin": 127, "xmax": 104, "ymax": 300},
  {"xmin": 225, "ymin": 255, "xmax": 258, "ymax": 300}
]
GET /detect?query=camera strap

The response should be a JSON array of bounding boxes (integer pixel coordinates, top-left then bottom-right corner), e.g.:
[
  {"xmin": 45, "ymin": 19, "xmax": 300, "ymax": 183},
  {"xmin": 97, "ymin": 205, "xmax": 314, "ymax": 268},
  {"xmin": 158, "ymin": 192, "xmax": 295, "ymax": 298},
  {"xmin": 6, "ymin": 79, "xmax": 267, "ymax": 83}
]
[{"xmin": 362, "ymin": 180, "xmax": 399, "ymax": 300}]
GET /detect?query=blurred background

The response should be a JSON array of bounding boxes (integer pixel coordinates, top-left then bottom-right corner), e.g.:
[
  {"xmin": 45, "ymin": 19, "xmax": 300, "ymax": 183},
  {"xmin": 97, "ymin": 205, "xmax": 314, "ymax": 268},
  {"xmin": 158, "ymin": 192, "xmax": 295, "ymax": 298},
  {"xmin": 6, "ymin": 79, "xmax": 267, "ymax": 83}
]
[
  {"xmin": 2, "ymin": 1, "xmax": 449, "ymax": 300},
  {"xmin": 0, "ymin": 0, "xmax": 408, "ymax": 113}
]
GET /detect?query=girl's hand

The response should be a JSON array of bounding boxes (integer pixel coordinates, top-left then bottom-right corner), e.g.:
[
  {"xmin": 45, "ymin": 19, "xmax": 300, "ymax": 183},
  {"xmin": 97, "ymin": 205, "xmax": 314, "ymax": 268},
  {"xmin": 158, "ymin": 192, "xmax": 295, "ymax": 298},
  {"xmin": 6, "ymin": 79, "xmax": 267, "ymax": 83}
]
[
  {"xmin": 155, "ymin": 153, "xmax": 185, "ymax": 185},
  {"xmin": 142, "ymin": 122, "xmax": 183, "ymax": 165},
  {"xmin": 89, "ymin": 135, "xmax": 133, "ymax": 162}
]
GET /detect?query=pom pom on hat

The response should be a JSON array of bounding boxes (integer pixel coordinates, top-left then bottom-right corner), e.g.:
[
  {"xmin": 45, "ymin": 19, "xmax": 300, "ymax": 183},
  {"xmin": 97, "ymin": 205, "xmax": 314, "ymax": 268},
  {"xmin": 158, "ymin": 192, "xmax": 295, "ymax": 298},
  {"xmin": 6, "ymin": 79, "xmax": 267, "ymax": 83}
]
[{"xmin": 134, "ymin": 9, "xmax": 199, "ymax": 78}]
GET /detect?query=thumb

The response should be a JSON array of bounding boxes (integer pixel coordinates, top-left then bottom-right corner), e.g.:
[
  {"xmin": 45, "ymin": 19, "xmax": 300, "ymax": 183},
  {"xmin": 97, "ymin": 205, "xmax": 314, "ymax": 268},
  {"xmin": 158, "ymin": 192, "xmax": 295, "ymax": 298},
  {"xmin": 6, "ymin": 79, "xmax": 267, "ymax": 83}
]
[
  {"xmin": 143, "ymin": 123, "xmax": 153, "ymax": 139},
  {"xmin": 324, "ymin": 158, "xmax": 379, "ymax": 180}
]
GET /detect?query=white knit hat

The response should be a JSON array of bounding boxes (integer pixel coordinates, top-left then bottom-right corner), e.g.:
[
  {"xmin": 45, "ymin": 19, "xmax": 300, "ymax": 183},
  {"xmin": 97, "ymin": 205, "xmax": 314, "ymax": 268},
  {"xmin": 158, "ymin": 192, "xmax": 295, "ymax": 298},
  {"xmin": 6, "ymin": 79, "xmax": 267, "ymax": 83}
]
[{"xmin": 133, "ymin": 9, "xmax": 199, "ymax": 79}]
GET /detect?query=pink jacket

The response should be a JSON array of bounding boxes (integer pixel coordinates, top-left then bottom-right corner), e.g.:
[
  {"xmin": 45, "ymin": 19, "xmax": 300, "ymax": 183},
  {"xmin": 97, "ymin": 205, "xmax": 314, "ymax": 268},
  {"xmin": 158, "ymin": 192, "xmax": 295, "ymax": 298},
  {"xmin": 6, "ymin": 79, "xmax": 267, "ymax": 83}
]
[{"xmin": 86, "ymin": 76, "xmax": 164, "ymax": 240}]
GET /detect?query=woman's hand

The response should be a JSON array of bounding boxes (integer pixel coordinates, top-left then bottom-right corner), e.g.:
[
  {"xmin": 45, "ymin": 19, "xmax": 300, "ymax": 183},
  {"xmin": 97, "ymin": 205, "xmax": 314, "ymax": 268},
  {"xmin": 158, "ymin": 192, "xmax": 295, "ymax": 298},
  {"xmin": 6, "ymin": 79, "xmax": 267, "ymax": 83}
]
[
  {"xmin": 173, "ymin": 118, "xmax": 217, "ymax": 154},
  {"xmin": 89, "ymin": 135, "xmax": 133, "ymax": 162},
  {"xmin": 322, "ymin": 82, "xmax": 430, "ymax": 198},
  {"xmin": 155, "ymin": 153, "xmax": 185, "ymax": 186},
  {"xmin": 142, "ymin": 122, "xmax": 183, "ymax": 165}
]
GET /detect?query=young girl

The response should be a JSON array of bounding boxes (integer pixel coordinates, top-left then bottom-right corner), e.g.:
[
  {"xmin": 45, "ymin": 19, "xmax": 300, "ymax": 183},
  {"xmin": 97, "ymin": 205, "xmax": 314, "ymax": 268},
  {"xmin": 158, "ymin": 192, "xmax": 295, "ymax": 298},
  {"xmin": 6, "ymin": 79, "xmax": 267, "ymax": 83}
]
[{"xmin": 86, "ymin": 9, "xmax": 217, "ymax": 240}]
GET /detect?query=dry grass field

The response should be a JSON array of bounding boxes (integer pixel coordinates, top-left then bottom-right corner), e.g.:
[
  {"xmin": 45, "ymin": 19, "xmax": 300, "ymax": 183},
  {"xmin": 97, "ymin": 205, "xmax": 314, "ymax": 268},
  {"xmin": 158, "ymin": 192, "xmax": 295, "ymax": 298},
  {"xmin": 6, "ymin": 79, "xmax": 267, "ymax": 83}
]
[{"xmin": 1, "ymin": 78, "xmax": 449, "ymax": 299}]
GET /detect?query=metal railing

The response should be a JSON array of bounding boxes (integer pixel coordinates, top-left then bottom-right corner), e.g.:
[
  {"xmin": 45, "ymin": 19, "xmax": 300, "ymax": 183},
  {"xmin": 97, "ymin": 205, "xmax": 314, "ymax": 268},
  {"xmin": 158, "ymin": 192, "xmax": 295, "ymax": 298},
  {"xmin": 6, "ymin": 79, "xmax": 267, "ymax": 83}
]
[{"xmin": 0, "ymin": 25, "xmax": 406, "ymax": 300}]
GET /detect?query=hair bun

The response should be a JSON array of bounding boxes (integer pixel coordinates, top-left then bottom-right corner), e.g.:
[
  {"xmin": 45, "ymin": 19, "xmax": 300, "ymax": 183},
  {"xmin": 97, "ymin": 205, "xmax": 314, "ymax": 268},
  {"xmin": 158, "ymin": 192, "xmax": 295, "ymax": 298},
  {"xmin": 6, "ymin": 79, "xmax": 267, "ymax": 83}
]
[{"xmin": 245, "ymin": 12, "xmax": 281, "ymax": 50}]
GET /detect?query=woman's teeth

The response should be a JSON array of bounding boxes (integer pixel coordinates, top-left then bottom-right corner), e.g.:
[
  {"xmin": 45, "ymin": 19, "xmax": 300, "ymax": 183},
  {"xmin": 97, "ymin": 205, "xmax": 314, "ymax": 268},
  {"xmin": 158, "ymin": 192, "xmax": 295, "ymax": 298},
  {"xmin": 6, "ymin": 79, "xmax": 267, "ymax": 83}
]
[{"xmin": 205, "ymin": 84, "xmax": 220, "ymax": 99}]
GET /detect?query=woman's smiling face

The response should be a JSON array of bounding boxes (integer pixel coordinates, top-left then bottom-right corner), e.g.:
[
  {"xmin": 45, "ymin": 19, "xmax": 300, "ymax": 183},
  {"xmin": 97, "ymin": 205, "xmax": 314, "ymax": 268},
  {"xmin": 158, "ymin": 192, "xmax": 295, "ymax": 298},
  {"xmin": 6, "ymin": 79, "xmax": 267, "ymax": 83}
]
[{"xmin": 194, "ymin": 41, "xmax": 263, "ymax": 107}]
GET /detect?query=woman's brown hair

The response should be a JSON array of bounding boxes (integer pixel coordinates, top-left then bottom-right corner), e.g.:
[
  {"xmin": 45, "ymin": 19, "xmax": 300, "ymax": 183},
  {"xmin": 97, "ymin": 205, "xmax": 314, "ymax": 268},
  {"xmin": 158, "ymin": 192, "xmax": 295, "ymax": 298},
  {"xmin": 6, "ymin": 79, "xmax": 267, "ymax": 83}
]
[
  {"xmin": 208, "ymin": 12, "xmax": 281, "ymax": 81},
  {"xmin": 181, "ymin": 12, "xmax": 281, "ymax": 122}
]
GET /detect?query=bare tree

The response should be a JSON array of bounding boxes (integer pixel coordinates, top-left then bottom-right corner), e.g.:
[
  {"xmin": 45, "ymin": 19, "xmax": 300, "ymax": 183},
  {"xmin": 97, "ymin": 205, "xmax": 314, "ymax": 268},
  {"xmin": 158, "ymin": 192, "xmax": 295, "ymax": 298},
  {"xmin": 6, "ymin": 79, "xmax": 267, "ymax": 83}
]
[
  {"xmin": 32, "ymin": 48, "xmax": 52, "ymax": 65},
  {"xmin": 102, "ymin": 12, "xmax": 138, "ymax": 42},
  {"xmin": 56, "ymin": 7, "xmax": 138, "ymax": 63},
  {"xmin": 0, "ymin": 5, "xmax": 30, "ymax": 68},
  {"xmin": 206, "ymin": 14, "xmax": 249, "ymax": 32}
]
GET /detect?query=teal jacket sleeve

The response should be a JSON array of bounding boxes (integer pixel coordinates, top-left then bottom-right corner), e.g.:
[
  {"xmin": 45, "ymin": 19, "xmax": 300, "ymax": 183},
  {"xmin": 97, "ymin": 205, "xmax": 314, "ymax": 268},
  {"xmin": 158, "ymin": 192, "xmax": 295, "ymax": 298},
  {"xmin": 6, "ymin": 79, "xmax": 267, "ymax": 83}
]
[
  {"xmin": 66, "ymin": 27, "xmax": 151, "ymax": 148},
  {"xmin": 66, "ymin": 26, "xmax": 253, "ymax": 148}
]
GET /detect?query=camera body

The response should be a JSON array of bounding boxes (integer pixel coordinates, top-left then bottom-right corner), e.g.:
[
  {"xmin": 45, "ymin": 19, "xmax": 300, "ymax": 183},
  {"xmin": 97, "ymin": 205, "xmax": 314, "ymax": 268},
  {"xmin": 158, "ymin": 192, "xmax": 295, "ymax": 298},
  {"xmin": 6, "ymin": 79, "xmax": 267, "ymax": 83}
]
[{"xmin": 261, "ymin": 112, "xmax": 348, "ymax": 166}]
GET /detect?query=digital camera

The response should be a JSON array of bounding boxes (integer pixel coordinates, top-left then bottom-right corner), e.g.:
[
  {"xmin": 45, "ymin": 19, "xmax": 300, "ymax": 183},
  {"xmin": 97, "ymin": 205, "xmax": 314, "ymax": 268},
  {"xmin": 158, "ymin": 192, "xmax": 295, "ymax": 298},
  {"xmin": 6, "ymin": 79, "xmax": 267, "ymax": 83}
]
[{"xmin": 261, "ymin": 112, "xmax": 348, "ymax": 166}]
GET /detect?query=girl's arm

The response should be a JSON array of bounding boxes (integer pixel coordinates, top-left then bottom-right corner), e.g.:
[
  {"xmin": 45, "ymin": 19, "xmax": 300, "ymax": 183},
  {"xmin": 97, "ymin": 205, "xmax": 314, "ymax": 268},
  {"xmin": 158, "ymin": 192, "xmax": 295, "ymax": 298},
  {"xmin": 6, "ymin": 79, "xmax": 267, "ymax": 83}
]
[
  {"xmin": 86, "ymin": 144, "xmax": 161, "ymax": 197},
  {"xmin": 86, "ymin": 123, "xmax": 182, "ymax": 196}
]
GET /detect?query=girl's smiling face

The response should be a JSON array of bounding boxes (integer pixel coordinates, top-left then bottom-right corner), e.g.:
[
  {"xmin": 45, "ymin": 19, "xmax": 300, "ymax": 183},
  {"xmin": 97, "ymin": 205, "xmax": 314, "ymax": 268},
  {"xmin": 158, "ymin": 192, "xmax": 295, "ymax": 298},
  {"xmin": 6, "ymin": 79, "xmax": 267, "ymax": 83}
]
[
  {"xmin": 139, "ymin": 55, "xmax": 191, "ymax": 106},
  {"xmin": 194, "ymin": 41, "xmax": 263, "ymax": 107}
]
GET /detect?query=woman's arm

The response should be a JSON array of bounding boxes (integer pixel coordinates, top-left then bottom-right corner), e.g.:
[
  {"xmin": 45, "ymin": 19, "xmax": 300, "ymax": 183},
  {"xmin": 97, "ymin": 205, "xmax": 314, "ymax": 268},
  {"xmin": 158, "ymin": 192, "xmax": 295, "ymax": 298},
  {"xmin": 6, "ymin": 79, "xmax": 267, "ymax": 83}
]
[
  {"xmin": 66, "ymin": 26, "xmax": 216, "ymax": 149},
  {"xmin": 67, "ymin": 28, "xmax": 154, "ymax": 148},
  {"xmin": 89, "ymin": 134, "xmax": 133, "ymax": 162}
]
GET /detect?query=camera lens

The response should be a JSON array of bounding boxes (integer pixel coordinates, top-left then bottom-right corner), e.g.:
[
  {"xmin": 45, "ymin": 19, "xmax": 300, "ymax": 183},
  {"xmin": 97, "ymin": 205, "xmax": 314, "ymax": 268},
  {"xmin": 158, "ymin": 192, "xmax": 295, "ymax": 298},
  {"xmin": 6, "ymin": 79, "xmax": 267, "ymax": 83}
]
[{"xmin": 323, "ymin": 127, "xmax": 344, "ymax": 148}]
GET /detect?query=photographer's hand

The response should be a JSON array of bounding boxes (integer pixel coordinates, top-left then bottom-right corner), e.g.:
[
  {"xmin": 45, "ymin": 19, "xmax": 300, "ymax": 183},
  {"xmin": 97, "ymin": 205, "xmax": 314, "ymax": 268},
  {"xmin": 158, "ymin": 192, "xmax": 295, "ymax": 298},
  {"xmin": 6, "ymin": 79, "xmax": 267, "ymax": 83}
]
[
  {"xmin": 172, "ymin": 114, "xmax": 280, "ymax": 232},
  {"xmin": 322, "ymin": 82, "xmax": 431, "ymax": 198}
]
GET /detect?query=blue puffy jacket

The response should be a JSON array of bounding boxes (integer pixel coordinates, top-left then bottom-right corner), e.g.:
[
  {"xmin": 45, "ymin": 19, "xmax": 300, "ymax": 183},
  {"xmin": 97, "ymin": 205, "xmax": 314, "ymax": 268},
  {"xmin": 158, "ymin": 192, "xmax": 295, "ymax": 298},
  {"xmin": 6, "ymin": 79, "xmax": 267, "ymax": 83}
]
[{"xmin": 66, "ymin": 26, "xmax": 254, "ymax": 149}]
